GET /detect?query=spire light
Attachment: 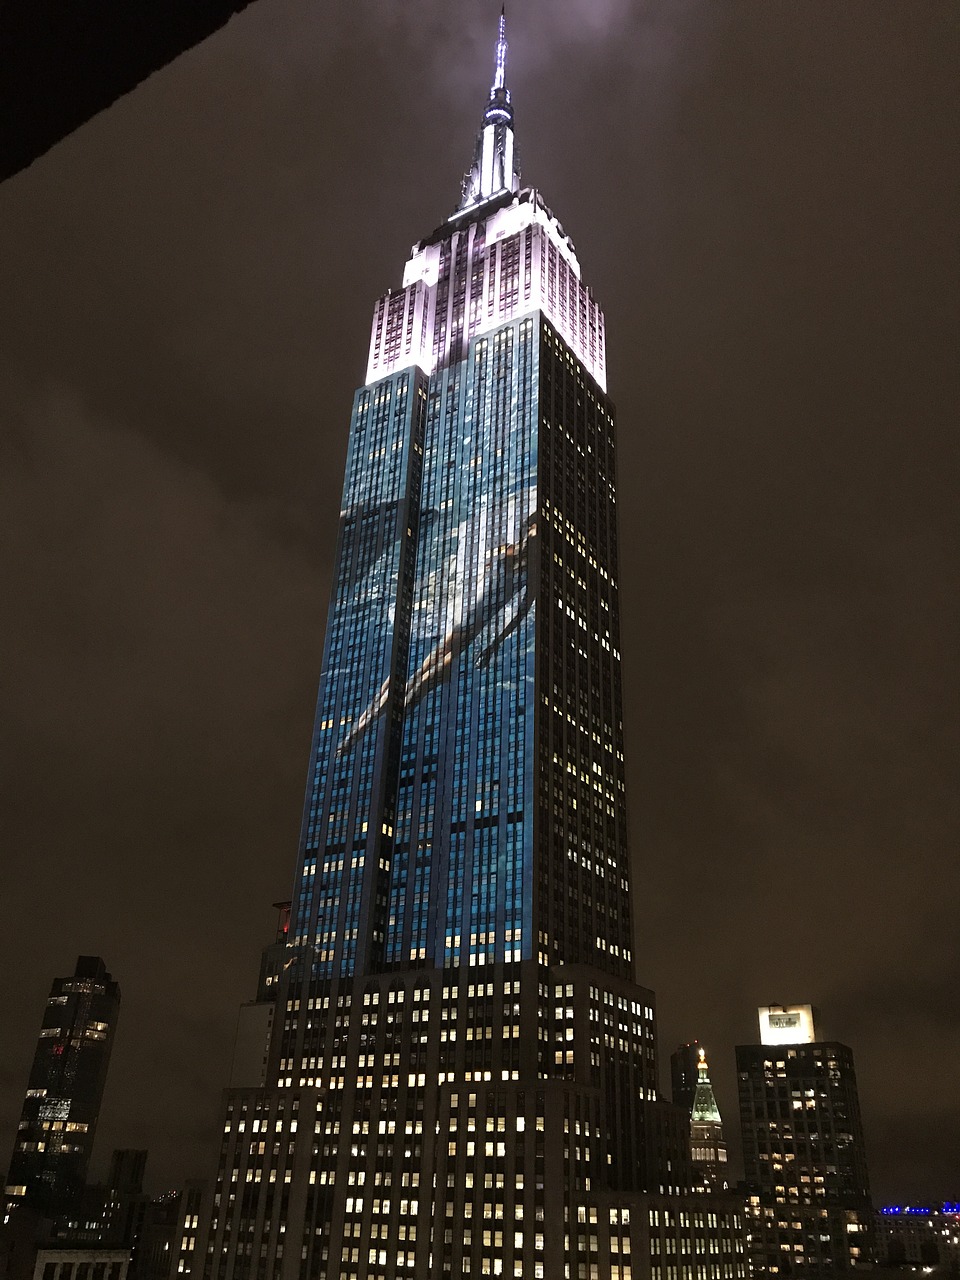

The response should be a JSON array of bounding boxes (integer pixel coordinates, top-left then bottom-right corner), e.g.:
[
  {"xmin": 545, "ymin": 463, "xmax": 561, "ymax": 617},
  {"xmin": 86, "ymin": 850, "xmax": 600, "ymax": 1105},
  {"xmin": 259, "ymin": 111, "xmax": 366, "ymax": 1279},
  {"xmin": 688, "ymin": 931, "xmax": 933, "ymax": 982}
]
[
  {"xmin": 493, "ymin": 8, "xmax": 507, "ymax": 91},
  {"xmin": 457, "ymin": 6, "xmax": 520, "ymax": 213}
]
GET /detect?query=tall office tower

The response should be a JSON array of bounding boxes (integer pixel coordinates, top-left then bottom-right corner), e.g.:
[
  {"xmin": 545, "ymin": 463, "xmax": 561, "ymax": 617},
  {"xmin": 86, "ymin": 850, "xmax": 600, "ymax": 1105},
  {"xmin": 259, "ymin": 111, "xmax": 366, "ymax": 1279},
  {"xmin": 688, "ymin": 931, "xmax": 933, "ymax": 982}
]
[
  {"xmin": 4, "ymin": 958, "xmax": 120, "ymax": 1216},
  {"xmin": 737, "ymin": 1005, "xmax": 874, "ymax": 1275},
  {"xmin": 686, "ymin": 1049, "xmax": 727, "ymax": 1193},
  {"xmin": 671, "ymin": 1044, "xmax": 727, "ymax": 1193},
  {"xmin": 200, "ymin": 18, "xmax": 748, "ymax": 1280}
]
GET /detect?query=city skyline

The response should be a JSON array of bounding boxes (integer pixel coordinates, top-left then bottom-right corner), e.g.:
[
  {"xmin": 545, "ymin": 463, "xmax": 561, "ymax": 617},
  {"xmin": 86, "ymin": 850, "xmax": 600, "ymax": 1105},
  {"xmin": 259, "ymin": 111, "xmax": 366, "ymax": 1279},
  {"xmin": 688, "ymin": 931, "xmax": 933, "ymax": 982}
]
[{"xmin": 0, "ymin": 0, "xmax": 956, "ymax": 1206}]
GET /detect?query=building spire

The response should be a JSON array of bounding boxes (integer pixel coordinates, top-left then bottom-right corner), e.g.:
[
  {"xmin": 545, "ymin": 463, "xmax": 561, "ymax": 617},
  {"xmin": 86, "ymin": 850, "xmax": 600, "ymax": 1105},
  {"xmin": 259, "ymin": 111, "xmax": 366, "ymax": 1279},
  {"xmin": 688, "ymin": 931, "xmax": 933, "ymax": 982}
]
[
  {"xmin": 493, "ymin": 7, "xmax": 507, "ymax": 91},
  {"xmin": 691, "ymin": 1047, "xmax": 723, "ymax": 1125},
  {"xmin": 457, "ymin": 8, "xmax": 521, "ymax": 213}
]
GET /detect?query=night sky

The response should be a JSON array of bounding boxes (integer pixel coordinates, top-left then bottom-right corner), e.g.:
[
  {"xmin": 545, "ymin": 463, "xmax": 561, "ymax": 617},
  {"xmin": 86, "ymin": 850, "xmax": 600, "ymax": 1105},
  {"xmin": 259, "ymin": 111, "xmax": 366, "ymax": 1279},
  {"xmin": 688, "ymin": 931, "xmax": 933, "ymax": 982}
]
[{"xmin": 1, "ymin": 1, "xmax": 957, "ymax": 1202}]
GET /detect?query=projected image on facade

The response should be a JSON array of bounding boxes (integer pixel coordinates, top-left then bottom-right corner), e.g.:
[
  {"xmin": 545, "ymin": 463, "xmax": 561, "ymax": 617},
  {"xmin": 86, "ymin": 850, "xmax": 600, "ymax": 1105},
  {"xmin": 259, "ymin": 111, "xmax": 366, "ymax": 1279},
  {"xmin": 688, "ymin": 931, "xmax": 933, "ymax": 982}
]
[{"xmin": 339, "ymin": 491, "xmax": 538, "ymax": 756}]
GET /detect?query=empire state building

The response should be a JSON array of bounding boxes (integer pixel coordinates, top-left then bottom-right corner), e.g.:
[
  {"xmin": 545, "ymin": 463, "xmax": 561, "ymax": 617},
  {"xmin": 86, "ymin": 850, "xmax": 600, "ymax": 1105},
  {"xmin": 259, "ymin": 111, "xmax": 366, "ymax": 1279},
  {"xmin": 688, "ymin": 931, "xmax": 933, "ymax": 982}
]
[{"xmin": 195, "ymin": 17, "xmax": 747, "ymax": 1280}]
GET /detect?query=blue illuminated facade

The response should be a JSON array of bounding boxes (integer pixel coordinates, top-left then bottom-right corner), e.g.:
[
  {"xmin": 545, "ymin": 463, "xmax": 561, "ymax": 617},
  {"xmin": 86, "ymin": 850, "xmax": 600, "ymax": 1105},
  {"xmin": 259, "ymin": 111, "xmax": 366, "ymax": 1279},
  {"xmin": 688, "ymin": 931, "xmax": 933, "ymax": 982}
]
[
  {"xmin": 290, "ymin": 19, "xmax": 632, "ymax": 988},
  {"xmin": 295, "ymin": 365, "xmax": 429, "ymax": 978},
  {"xmin": 385, "ymin": 316, "xmax": 540, "ymax": 971},
  {"xmin": 294, "ymin": 316, "xmax": 544, "ymax": 978},
  {"xmin": 881, "ymin": 1203, "xmax": 960, "ymax": 1216}
]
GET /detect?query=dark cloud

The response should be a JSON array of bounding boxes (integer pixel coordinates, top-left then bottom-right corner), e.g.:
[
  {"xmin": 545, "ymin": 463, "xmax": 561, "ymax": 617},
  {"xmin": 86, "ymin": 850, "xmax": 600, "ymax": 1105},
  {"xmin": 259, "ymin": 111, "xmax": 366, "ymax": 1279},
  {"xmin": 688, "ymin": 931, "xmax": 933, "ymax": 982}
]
[{"xmin": 0, "ymin": 0, "xmax": 956, "ymax": 1202}]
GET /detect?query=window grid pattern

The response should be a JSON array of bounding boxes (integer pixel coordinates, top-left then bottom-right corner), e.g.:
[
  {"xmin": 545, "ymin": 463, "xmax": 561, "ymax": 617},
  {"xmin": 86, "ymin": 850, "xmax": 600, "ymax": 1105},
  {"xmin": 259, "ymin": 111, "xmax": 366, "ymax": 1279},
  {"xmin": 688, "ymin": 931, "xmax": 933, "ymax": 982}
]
[
  {"xmin": 387, "ymin": 315, "xmax": 538, "ymax": 969},
  {"xmin": 535, "ymin": 320, "xmax": 633, "ymax": 981},
  {"xmin": 737, "ymin": 1041, "xmax": 874, "ymax": 1273},
  {"xmin": 292, "ymin": 367, "xmax": 428, "ymax": 978}
]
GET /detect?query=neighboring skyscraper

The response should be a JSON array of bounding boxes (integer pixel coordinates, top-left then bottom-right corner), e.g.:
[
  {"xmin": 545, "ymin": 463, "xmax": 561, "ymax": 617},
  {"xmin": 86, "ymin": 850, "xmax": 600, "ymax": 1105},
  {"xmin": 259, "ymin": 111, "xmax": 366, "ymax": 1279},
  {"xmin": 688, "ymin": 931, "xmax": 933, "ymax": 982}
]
[
  {"xmin": 689, "ymin": 1049, "xmax": 727, "ymax": 1193},
  {"xmin": 737, "ymin": 1004, "xmax": 874, "ymax": 1275},
  {"xmin": 106, "ymin": 1150, "xmax": 147, "ymax": 1200},
  {"xmin": 671, "ymin": 1041, "xmax": 702, "ymax": 1113},
  {"xmin": 226, "ymin": 903, "xmax": 291, "ymax": 1091},
  {"xmin": 168, "ymin": 1183, "xmax": 205, "ymax": 1280},
  {"xmin": 4, "ymin": 957, "xmax": 120, "ymax": 1217},
  {"xmin": 671, "ymin": 1044, "xmax": 728, "ymax": 1193},
  {"xmin": 198, "ymin": 17, "xmax": 748, "ymax": 1280}
]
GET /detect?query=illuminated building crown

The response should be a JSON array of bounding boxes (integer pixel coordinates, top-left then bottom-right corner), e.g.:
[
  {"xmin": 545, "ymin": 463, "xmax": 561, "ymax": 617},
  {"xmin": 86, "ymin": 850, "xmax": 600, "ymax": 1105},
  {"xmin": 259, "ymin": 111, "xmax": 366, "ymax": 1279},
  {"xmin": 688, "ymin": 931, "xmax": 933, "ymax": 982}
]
[{"xmin": 691, "ymin": 1048, "xmax": 723, "ymax": 1125}]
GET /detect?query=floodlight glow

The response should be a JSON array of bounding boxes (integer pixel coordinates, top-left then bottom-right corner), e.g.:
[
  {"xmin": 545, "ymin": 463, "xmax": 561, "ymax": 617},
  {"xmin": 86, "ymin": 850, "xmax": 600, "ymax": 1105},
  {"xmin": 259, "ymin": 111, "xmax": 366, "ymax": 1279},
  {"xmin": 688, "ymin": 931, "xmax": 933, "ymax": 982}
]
[{"xmin": 758, "ymin": 1004, "xmax": 817, "ymax": 1045}]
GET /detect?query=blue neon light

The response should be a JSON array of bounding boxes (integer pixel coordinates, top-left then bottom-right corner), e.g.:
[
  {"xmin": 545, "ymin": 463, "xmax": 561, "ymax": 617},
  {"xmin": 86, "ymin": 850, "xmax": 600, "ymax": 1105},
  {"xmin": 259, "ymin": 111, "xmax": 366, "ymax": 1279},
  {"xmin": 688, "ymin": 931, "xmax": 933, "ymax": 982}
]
[{"xmin": 880, "ymin": 1202, "xmax": 960, "ymax": 1216}]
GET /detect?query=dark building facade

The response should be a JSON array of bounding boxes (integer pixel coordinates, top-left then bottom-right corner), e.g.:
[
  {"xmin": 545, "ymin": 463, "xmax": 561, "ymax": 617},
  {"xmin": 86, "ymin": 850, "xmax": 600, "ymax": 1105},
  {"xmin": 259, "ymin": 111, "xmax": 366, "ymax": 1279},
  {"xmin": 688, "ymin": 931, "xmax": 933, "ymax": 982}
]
[
  {"xmin": 4, "ymin": 958, "xmax": 120, "ymax": 1218},
  {"xmin": 737, "ymin": 1006, "xmax": 874, "ymax": 1275},
  {"xmin": 670, "ymin": 1043, "xmax": 702, "ymax": 1115},
  {"xmin": 169, "ymin": 1184, "xmax": 205, "ymax": 1280},
  {"xmin": 197, "ymin": 17, "xmax": 747, "ymax": 1280}
]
